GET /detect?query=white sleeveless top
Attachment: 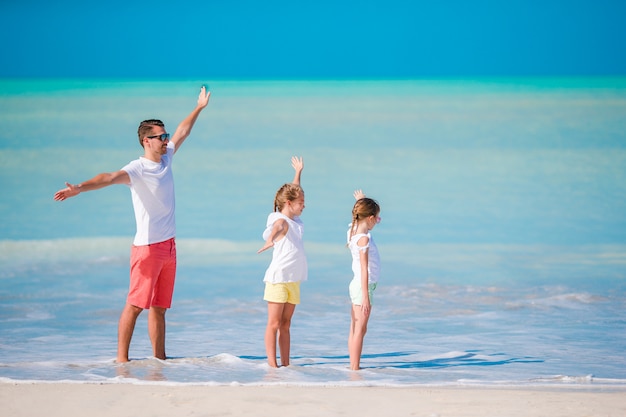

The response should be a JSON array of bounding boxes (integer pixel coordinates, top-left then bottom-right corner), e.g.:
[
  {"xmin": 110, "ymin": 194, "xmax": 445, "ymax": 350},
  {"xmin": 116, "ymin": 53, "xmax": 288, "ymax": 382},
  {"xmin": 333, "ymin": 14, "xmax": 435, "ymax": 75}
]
[
  {"xmin": 262, "ymin": 212, "xmax": 308, "ymax": 283},
  {"xmin": 347, "ymin": 230, "xmax": 380, "ymax": 284}
]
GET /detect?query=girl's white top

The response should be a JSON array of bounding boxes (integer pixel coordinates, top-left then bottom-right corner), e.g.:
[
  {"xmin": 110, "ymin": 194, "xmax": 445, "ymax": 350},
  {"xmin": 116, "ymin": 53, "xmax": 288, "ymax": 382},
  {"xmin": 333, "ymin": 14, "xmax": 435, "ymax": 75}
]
[
  {"xmin": 262, "ymin": 212, "xmax": 308, "ymax": 283},
  {"xmin": 347, "ymin": 229, "xmax": 380, "ymax": 284}
]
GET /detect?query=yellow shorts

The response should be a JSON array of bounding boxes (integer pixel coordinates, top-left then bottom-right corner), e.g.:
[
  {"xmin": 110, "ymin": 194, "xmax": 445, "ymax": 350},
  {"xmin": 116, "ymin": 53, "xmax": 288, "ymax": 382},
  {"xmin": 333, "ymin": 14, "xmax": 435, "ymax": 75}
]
[{"xmin": 264, "ymin": 282, "xmax": 301, "ymax": 304}]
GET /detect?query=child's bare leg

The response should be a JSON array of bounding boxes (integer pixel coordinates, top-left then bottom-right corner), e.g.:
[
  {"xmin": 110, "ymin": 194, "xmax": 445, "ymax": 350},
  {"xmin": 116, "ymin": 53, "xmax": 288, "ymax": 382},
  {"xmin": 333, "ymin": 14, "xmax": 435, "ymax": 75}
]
[
  {"xmin": 349, "ymin": 304, "xmax": 369, "ymax": 370},
  {"xmin": 348, "ymin": 307, "xmax": 356, "ymax": 363},
  {"xmin": 278, "ymin": 303, "xmax": 296, "ymax": 366},
  {"xmin": 265, "ymin": 302, "xmax": 285, "ymax": 368}
]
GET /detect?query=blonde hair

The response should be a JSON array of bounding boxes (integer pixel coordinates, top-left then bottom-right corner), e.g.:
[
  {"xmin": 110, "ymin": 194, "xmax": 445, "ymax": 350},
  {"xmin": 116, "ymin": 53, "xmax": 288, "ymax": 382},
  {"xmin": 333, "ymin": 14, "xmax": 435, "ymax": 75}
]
[
  {"xmin": 274, "ymin": 183, "xmax": 304, "ymax": 212},
  {"xmin": 349, "ymin": 197, "xmax": 380, "ymax": 241}
]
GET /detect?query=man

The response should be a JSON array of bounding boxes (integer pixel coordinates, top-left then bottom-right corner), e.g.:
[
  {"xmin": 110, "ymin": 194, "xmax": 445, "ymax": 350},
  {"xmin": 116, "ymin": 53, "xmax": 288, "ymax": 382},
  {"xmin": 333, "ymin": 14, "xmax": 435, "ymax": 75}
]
[{"xmin": 54, "ymin": 86, "xmax": 211, "ymax": 362}]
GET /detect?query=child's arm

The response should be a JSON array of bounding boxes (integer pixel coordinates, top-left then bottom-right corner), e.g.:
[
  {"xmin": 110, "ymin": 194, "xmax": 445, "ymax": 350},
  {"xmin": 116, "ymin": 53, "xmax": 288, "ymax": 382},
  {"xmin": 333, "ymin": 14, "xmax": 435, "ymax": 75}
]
[
  {"xmin": 358, "ymin": 235, "xmax": 371, "ymax": 314},
  {"xmin": 257, "ymin": 218, "xmax": 288, "ymax": 253},
  {"xmin": 291, "ymin": 156, "xmax": 304, "ymax": 185},
  {"xmin": 354, "ymin": 189, "xmax": 366, "ymax": 200}
]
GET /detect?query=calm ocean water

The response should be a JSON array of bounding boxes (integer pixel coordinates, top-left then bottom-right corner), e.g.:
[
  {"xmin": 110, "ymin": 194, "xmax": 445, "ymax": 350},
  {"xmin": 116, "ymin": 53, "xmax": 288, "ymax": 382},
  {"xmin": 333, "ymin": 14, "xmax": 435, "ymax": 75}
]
[{"xmin": 1, "ymin": 78, "xmax": 625, "ymax": 387}]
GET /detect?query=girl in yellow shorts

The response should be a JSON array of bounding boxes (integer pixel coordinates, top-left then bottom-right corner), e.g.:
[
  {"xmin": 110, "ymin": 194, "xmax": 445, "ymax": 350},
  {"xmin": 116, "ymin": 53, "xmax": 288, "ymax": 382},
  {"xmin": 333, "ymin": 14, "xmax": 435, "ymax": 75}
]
[{"xmin": 257, "ymin": 156, "xmax": 307, "ymax": 368}]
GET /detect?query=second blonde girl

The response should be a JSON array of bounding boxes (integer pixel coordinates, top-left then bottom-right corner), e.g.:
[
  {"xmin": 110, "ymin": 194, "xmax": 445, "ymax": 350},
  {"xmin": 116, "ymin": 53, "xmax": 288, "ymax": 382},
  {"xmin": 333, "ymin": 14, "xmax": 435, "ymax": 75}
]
[{"xmin": 347, "ymin": 189, "xmax": 381, "ymax": 370}]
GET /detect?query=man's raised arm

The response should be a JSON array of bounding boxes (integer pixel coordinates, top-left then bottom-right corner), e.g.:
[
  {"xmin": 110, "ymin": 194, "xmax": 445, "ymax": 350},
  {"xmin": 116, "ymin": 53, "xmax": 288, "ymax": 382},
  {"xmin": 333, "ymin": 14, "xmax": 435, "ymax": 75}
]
[{"xmin": 170, "ymin": 86, "xmax": 211, "ymax": 152}]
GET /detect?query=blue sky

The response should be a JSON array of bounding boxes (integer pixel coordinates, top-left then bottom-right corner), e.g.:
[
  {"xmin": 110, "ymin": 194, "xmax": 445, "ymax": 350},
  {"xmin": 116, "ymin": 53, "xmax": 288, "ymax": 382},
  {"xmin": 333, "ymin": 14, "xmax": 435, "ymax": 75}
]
[{"xmin": 1, "ymin": 0, "xmax": 625, "ymax": 78}]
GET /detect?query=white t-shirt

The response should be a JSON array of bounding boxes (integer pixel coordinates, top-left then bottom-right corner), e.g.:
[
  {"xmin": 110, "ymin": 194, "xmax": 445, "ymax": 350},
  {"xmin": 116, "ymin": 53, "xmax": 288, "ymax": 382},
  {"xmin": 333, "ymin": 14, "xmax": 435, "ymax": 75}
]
[
  {"xmin": 347, "ymin": 230, "xmax": 380, "ymax": 284},
  {"xmin": 262, "ymin": 212, "xmax": 308, "ymax": 283},
  {"xmin": 121, "ymin": 142, "xmax": 176, "ymax": 246}
]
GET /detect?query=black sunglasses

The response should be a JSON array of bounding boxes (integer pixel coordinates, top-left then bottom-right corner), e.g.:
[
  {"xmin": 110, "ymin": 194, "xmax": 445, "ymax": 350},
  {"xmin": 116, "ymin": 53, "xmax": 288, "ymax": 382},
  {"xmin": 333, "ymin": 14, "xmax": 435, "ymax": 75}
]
[{"xmin": 147, "ymin": 133, "xmax": 171, "ymax": 142}]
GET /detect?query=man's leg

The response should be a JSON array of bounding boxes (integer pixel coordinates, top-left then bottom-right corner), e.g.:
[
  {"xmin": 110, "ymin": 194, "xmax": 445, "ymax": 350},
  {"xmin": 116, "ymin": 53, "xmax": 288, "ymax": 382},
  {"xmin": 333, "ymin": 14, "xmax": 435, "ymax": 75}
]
[
  {"xmin": 117, "ymin": 303, "xmax": 143, "ymax": 363},
  {"xmin": 147, "ymin": 238, "xmax": 176, "ymax": 361},
  {"xmin": 149, "ymin": 306, "xmax": 167, "ymax": 360}
]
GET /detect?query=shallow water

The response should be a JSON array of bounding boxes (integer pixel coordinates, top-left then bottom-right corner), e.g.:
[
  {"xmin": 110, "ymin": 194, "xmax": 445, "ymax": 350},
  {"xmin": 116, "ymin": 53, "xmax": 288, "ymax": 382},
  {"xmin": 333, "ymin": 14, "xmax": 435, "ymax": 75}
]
[{"xmin": 0, "ymin": 78, "xmax": 625, "ymax": 386}]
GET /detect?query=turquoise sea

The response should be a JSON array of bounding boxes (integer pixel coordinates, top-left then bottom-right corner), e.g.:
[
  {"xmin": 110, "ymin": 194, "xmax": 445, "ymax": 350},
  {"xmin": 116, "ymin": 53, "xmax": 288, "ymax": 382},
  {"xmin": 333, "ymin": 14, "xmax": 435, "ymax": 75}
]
[{"xmin": 0, "ymin": 78, "xmax": 625, "ymax": 387}]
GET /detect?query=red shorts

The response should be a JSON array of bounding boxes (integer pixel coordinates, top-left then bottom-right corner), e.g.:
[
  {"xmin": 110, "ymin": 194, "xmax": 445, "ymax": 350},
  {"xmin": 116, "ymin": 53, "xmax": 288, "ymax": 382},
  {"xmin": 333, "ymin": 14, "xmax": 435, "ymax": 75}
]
[{"xmin": 127, "ymin": 238, "xmax": 177, "ymax": 309}]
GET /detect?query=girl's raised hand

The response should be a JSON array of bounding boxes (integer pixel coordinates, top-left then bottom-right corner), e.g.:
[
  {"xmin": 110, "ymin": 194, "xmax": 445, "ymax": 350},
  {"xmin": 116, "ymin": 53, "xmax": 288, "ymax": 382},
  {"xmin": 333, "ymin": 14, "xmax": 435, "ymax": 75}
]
[
  {"xmin": 291, "ymin": 156, "xmax": 304, "ymax": 173},
  {"xmin": 353, "ymin": 189, "xmax": 366, "ymax": 200},
  {"xmin": 291, "ymin": 156, "xmax": 304, "ymax": 185}
]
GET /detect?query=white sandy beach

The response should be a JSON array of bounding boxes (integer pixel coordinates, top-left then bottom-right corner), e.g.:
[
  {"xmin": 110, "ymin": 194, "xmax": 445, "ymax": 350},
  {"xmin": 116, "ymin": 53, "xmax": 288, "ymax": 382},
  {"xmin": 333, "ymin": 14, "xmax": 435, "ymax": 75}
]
[{"xmin": 1, "ymin": 383, "xmax": 624, "ymax": 417}]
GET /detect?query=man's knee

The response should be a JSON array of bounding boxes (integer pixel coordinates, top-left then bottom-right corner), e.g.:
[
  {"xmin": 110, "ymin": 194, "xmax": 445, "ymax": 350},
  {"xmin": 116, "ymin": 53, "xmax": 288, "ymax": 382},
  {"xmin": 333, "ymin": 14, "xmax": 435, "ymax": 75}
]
[
  {"xmin": 123, "ymin": 303, "xmax": 144, "ymax": 317},
  {"xmin": 150, "ymin": 306, "xmax": 167, "ymax": 316}
]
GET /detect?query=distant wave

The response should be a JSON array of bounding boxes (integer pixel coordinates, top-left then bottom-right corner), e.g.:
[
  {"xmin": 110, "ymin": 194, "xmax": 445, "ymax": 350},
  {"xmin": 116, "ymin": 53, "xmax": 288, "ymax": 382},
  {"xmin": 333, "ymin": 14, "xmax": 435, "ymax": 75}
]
[{"xmin": 0, "ymin": 237, "xmax": 348, "ymax": 276}]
